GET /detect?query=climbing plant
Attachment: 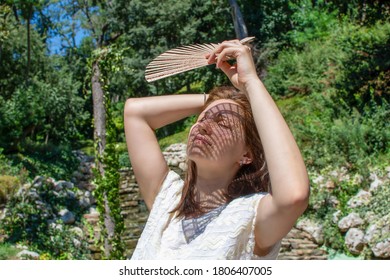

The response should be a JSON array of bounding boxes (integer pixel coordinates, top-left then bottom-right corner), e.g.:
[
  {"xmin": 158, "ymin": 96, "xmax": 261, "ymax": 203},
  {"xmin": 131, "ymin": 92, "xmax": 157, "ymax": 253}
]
[{"xmin": 88, "ymin": 45, "xmax": 127, "ymax": 259}]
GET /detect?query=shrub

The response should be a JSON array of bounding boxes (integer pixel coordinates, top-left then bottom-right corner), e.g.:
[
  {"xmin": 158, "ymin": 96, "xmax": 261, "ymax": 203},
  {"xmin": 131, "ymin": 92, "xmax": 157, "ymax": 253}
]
[
  {"xmin": 0, "ymin": 243, "xmax": 20, "ymax": 260},
  {"xmin": 0, "ymin": 175, "xmax": 19, "ymax": 205},
  {"xmin": 265, "ymin": 38, "xmax": 344, "ymax": 98},
  {"xmin": 10, "ymin": 141, "xmax": 79, "ymax": 181},
  {"xmin": 334, "ymin": 21, "xmax": 390, "ymax": 111},
  {"xmin": 279, "ymin": 93, "xmax": 389, "ymax": 171},
  {"xmin": 0, "ymin": 177, "xmax": 89, "ymax": 259}
]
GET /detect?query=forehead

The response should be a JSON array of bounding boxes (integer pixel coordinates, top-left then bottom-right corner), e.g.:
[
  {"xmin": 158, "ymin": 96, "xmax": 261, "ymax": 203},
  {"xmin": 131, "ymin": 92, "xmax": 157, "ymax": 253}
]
[{"xmin": 199, "ymin": 100, "xmax": 243, "ymax": 119}]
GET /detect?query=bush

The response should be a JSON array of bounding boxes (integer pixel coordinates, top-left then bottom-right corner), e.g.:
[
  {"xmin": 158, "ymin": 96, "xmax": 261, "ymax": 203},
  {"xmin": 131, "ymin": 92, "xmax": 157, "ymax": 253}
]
[
  {"xmin": 0, "ymin": 243, "xmax": 20, "ymax": 260},
  {"xmin": 278, "ymin": 93, "xmax": 389, "ymax": 171},
  {"xmin": 0, "ymin": 175, "xmax": 20, "ymax": 205},
  {"xmin": 265, "ymin": 38, "xmax": 344, "ymax": 97},
  {"xmin": 10, "ymin": 141, "xmax": 79, "ymax": 181},
  {"xmin": 0, "ymin": 177, "xmax": 90, "ymax": 259},
  {"xmin": 334, "ymin": 21, "xmax": 390, "ymax": 111}
]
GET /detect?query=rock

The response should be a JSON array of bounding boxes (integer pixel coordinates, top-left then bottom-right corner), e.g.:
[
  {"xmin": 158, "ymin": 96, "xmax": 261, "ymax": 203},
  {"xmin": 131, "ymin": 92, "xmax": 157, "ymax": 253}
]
[
  {"xmin": 338, "ymin": 212, "xmax": 364, "ymax": 232},
  {"xmin": 59, "ymin": 209, "xmax": 75, "ymax": 224},
  {"xmin": 312, "ymin": 175, "xmax": 324, "ymax": 184},
  {"xmin": 72, "ymin": 171, "xmax": 83, "ymax": 181},
  {"xmin": 332, "ymin": 210, "xmax": 342, "ymax": 224},
  {"xmin": 325, "ymin": 180, "xmax": 335, "ymax": 190},
  {"xmin": 369, "ymin": 173, "xmax": 382, "ymax": 192},
  {"xmin": 345, "ymin": 228, "xmax": 365, "ymax": 255},
  {"xmin": 49, "ymin": 222, "xmax": 63, "ymax": 231},
  {"xmin": 169, "ymin": 158, "xmax": 179, "ymax": 166},
  {"xmin": 78, "ymin": 197, "xmax": 90, "ymax": 209},
  {"xmin": 15, "ymin": 183, "xmax": 30, "ymax": 197},
  {"xmin": 45, "ymin": 177, "xmax": 56, "ymax": 186},
  {"xmin": 364, "ymin": 214, "xmax": 390, "ymax": 244},
  {"xmin": 327, "ymin": 195, "xmax": 339, "ymax": 207},
  {"xmin": 73, "ymin": 238, "xmax": 81, "ymax": 248},
  {"xmin": 0, "ymin": 208, "xmax": 7, "ymax": 220},
  {"xmin": 32, "ymin": 176, "xmax": 44, "ymax": 188},
  {"xmin": 364, "ymin": 211, "xmax": 377, "ymax": 224},
  {"xmin": 353, "ymin": 174, "xmax": 364, "ymax": 185},
  {"xmin": 296, "ymin": 219, "xmax": 324, "ymax": 244},
  {"xmin": 339, "ymin": 167, "xmax": 350, "ymax": 182},
  {"xmin": 17, "ymin": 250, "xmax": 40, "ymax": 260},
  {"xmin": 371, "ymin": 239, "xmax": 390, "ymax": 258},
  {"xmin": 70, "ymin": 227, "xmax": 84, "ymax": 238},
  {"xmin": 179, "ymin": 162, "xmax": 188, "ymax": 172},
  {"xmin": 15, "ymin": 244, "xmax": 28, "ymax": 250},
  {"xmin": 27, "ymin": 190, "xmax": 40, "ymax": 200},
  {"xmin": 65, "ymin": 190, "xmax": 76, "ymax": 199},
  {"xmin": 347, "ymin": 190, "xmax": 372, "ymax": 208},
  {"xmin": 55, "ymin": 181, "xmax": 74, "ymax": 191}
]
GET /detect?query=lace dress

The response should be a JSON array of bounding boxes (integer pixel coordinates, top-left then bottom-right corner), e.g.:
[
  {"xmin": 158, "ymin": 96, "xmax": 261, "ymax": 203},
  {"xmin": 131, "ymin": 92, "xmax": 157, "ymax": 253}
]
[{"xmin": 131, "ymin": 170, "xmax": 281, "ymax": 260}]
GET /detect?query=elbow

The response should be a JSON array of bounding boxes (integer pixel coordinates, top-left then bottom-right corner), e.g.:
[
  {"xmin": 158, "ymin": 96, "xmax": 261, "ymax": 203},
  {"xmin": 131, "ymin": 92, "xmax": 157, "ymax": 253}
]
[
  {"xmin": 276, "ymin": 182, "xmax": 310, "ymax": 214},
  {"xmin": 289, "ymin": 184, "xmax": 310, "ymax": 213},
  {"xmin": 124, "ymin": 98, "xmax": 145, "ymax": 118}
]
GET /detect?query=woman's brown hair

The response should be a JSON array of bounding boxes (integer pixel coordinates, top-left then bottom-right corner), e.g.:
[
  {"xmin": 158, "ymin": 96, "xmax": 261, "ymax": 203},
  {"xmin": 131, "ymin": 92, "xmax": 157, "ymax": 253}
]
[{"xmin": 173, "ymin": 86, "xmax": 270, "ymax": 218}]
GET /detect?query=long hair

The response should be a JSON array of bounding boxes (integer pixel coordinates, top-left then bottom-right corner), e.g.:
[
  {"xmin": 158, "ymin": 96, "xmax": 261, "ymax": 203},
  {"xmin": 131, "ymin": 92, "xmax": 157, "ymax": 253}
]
[{"xmin": 173, "ymin": 86, "xmax": 270, "ymax": 218}]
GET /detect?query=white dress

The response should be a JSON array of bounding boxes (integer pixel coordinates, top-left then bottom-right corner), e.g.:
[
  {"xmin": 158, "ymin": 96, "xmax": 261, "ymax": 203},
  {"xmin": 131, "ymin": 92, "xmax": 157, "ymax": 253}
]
[{"xmin": 131, "ymin": 170, "xmax": 281, "ymax": 260}]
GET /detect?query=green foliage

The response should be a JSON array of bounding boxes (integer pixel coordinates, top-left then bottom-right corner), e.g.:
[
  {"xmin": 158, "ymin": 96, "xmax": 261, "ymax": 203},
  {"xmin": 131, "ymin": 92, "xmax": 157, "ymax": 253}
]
[
  {"xmin": 325, "ymin": 0, "xmax": 390, "ymax": 24},
  {"xmin": 241, "ymin": 0, "xmax": 294, "ymax": 45},
  {"xmin": 10, "ymin": 142, "xmax": 80, "ymax": 181},
  {"xmin": 279, "ymin": 93, "xmax": 389, "ymax": 171},
  {"xmin": 359, "ymin": 180, "xmax": 390, "ymax": 218},
  {"xmin": 0, "ymin": 178, "xmax": 90, "ymax": 259},
  {"xmin": 334, "ymin": 21, "xmax": 390, "ymax": 111},
  {"xmin": 158, "ymin": 127, "xmax": 191, "ymax": 151},
  {"xmin": 305, "ymin": 165, "xmax": 390, "ymax": 258},
  {"xmin": 0, "ymin": 175, "xmax": 20, "ymax": 205},
  {"xmin": 90, "ymin": 45, "xmax": 125, "ymax": 259},
  {"xmin": 118, "ymin": 0, "xmax": 233, "ymax": 97},
  {"xmin": 265, "ymin": 39, "xmax": 344, "ymax": 97},
  {"xmin": 0, "ymin": 148, "xmax": 24, "ymax": 175},
  {"xmin": 288, "ymin": 0, "xmax": 340, "ymax": 46},
  {"xmin": 0, "ymin": 243, "xmax": 20, "ymax": 260}
]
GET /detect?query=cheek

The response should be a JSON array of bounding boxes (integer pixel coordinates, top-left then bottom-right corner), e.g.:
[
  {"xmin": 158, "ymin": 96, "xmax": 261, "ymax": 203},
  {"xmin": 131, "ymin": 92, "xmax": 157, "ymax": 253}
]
[{"xmin": 188, "ymin": 124, "xmax": 197, "ymax": 137}]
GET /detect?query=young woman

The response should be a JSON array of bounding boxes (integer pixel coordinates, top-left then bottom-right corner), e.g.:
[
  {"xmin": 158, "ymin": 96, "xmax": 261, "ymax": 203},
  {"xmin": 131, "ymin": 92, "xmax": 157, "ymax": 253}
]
[{"xmin": 124, "ymin": 39, "xmax": 310, "ymax": 259}]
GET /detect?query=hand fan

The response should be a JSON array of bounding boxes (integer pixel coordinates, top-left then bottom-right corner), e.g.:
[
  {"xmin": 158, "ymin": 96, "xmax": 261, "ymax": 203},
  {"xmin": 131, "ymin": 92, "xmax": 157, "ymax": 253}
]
[{"xmin": 145, "ymin": 37, "xmax": 255, "ymax": 82}]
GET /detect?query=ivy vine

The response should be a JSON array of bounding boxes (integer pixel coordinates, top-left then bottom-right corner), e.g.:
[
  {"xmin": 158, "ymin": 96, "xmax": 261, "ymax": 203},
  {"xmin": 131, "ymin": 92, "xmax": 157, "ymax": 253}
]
[{"xmin": 88, "ymin": 45, "xmax": 127, "ymax": 259}]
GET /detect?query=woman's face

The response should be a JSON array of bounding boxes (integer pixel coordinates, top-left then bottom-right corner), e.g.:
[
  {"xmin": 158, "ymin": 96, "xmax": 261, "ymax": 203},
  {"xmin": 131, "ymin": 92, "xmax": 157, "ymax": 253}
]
[{"xmin": 187, "ymin": 99, "xmax": 247, "ymax": 167}]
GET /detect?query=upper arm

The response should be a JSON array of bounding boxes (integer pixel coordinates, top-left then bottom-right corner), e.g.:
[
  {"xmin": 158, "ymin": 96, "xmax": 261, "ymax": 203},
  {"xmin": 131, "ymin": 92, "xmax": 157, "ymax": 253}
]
[
  {"xmin": 124, "ymin": 99, "xmax": 169, "ymax": 210},
  {"xmin": 254, "ymin": 191, "xmax": 309, "ymax": 249}
]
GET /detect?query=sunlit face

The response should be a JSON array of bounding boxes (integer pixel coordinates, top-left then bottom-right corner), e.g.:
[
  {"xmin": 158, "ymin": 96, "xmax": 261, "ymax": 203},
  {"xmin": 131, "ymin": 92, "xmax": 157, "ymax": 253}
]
[{"xmin": 187, "ymin": 100, "xmax": 247, "ymax": 167}]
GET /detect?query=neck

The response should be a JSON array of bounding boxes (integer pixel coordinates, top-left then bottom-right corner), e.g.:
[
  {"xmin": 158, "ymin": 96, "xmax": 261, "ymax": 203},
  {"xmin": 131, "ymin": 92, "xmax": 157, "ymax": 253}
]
[{"xmin": 193, "ymin": 163, "xmax": 238, "ymax": 205}]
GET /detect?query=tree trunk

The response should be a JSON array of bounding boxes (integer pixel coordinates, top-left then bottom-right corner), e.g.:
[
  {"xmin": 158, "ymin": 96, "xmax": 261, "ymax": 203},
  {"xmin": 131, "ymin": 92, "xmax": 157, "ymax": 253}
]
[
  {"xmin": 26, "ymin": 6, "xmax": 32, "ymax": 78},
  {"xmin": 228, "ymin": 0, "xmax": 248, "ymax": 39},
  {"xmin": 91, "ymin": 60, "xmax": 115, "ymax": 257},
  {"xmin": 92, "ymin": 60, "xmax": 106, "ymax": 174}
]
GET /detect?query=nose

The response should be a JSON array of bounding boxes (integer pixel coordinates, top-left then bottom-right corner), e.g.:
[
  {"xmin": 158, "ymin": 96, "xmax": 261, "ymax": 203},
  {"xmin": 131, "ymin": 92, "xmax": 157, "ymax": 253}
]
[{"xmin": 198, "ymin": 121, "xmax": 211, "ymax": 136}]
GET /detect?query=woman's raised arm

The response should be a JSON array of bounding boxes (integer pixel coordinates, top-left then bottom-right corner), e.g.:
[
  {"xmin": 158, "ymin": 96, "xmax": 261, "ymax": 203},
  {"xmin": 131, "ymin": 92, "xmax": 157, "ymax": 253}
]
[
  {"xmin": 208, "ymin": 40, "xmax": 310, "ymax": 250},
  {"xmin": 124, "ymin": 94, "xmax": 205, "ymax": 210}
]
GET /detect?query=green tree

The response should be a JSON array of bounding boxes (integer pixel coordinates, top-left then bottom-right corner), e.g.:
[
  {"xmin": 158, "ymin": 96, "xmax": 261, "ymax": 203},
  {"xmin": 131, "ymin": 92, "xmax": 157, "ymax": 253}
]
[{"xmin": 0, "ymin": 2, "xmax": 88, "ymax": 152}]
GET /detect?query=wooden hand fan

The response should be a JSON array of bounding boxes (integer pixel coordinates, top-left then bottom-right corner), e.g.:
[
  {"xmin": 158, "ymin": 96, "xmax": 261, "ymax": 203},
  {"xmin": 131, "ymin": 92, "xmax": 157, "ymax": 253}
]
[{"xmin": 145, "ymin": 37, "xmax": 255, "ymax": 82}]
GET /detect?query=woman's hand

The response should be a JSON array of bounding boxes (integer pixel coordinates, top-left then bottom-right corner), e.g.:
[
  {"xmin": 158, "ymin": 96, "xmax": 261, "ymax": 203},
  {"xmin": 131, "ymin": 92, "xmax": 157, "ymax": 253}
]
[{"xmin": 206, "ymin": 40, "xmax": 260, "ymax": 92}]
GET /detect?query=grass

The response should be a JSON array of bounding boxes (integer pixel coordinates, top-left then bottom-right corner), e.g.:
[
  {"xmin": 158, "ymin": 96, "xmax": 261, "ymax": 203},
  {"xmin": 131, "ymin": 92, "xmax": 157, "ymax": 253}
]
[
  {"xmin": 0, "ymin": 243, "xmax": 20, "ymax": 260},
  {"xmin": 158, "ymin": 127, "xmax": 190, "ymax": 150}
]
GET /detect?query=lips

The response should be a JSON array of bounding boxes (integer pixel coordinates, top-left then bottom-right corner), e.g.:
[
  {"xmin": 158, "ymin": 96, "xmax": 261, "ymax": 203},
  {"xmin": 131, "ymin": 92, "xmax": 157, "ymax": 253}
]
[{"xmin": 193, "ymin": 134, "xmax": 212, "ymax": 146}]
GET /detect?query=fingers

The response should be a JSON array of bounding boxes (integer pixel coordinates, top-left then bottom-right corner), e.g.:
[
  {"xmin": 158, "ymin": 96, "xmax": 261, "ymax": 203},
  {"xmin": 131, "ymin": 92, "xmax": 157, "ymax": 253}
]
[
  {"xmin": 207, "ymin": 40, "xmax": 251, "ymax": 66},
  {"xmin": 218, "ymin": 61, "xmax": 237, "ymax": 79}
]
